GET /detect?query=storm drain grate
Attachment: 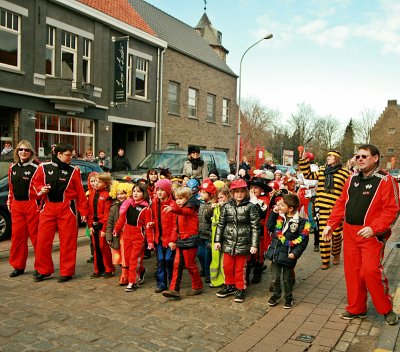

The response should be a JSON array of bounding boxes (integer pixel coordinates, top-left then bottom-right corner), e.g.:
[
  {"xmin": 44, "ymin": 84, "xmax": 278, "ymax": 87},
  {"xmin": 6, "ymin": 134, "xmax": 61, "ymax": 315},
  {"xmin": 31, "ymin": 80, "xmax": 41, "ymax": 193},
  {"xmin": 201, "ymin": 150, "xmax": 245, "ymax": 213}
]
[{"xmin": 295, "ymin": 334, "xmax": 315, "ymax": 343}]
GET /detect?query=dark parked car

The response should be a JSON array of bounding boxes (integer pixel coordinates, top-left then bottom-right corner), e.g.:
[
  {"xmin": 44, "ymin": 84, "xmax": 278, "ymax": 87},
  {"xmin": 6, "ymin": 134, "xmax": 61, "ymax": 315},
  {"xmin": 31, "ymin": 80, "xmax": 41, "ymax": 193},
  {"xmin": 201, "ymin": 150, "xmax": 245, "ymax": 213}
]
[
  {"xmin": 0, "ymin": 159, "xmax": 102, "ymax": 241},
  {"xmin": 113, "ymin": 148, "xmax": 231, "ymax": 181}
]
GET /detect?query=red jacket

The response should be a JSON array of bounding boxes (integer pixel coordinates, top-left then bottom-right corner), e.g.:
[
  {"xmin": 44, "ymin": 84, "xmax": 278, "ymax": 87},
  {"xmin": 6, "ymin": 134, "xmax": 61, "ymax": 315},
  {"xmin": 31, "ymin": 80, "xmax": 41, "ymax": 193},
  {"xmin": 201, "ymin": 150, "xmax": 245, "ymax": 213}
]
[
  {"xmin": 151, "ymin": 195, "xmax": 177, "ymax": 247},
  {"xmin": 171, "ymin": 196, "xmax": 199, "ymax": 242},
  {"xmin": 328, "ymin": 170, "xmax": 399, "ymax": 235},
  {"xmin": 87, "ymin": 189, "xmax": 112, "ymax": 232},
  {"xmin": 114, "ymin": 198, "xmax": 154, "ymax": 244}
]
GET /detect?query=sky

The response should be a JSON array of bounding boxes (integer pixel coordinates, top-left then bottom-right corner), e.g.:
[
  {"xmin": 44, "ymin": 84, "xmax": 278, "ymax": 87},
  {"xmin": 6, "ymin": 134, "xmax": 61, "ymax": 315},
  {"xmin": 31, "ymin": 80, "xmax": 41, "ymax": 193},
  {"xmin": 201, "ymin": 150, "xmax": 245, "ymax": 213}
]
[{"xmin": 146, "ymin": 0, "xmax": 400, "ymax": 127}]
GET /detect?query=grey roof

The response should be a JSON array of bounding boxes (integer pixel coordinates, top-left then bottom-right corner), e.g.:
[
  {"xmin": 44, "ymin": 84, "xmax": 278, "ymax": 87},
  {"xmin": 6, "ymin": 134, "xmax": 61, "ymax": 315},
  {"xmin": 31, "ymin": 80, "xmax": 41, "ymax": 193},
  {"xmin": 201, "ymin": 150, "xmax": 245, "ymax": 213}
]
[{"xmin": 129, "ymin": 0, "xmax": 237, "ymax": 77}]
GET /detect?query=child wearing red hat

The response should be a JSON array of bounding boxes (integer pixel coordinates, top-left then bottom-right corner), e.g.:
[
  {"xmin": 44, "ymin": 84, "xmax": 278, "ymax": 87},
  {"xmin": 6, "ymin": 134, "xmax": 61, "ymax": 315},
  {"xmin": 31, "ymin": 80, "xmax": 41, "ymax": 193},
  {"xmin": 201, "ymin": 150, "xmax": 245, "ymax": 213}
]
[{"xmin": 214, "ymin": 179, "xmax": 260, "ymax": 303}]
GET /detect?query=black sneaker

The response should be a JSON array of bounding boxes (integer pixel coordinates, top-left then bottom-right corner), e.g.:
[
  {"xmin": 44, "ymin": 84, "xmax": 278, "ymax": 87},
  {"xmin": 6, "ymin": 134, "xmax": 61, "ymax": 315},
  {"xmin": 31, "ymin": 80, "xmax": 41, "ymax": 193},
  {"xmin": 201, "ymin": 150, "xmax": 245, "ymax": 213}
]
[
  {"xmin": 216, "ymin": 285, "xmax": 236, "ymax": 298},
  {"xmin": 384, "ymin": 310, "xmax": 398, "ymax": 325},
  {"xmin": 86, "ymin": 256, "xmax": 94, "ymax": 263},
  {"xmin": 125, "ymin": 284, "xmax": 137, "ymax": 292},
  {"xmin": 268, "ymin": 295, "xmax": 280, "ymax": 306},
  {"xmin": 138, "ymin": 268, "xmax": 146, "ymax": 285},
  {"xmin": 284, "ymin": 299, "xmax": 293, "ymax": 309},
  {"xmin": 103, "ymin": 272, "xmax": 114, "ymax": 279},
  {"xmin": 58, "ymin": 276, "xmax": 72, "ymax": 283},
  {"xmin": 234, "ymin": 290, "xmax": 246, "ymax": 303},
  {"xmin": 340, "ymin": 311, "xmax": 367, "ymax": 320}
]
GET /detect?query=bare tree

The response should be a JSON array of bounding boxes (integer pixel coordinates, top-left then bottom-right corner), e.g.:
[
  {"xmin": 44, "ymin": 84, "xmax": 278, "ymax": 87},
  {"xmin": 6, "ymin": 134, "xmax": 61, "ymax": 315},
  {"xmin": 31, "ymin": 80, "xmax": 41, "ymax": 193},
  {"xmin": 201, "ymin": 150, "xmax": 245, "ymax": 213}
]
[
  {"xmin": 312, "ymin": 115, "xmax": 342, "ymax": 158},
  {"xmin": 288, "ymin": 102, "xmax": 316, "ymax": 147},
  {"xmin": 353, "ymin": 108, "xmax": 379, "ymax": 144}
]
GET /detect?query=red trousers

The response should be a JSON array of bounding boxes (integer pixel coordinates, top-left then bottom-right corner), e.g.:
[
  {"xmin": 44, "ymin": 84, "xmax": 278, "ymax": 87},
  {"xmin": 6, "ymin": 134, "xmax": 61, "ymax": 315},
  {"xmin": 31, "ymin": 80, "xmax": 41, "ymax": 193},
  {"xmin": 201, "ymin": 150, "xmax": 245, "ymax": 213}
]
[
  {"xmin": 9, "ymin": 200, "xmax": 39, "ymax": 270},
  {"xmin": 35, "ymin": 201, "xmax": 79, "ymax": 276},
  {"xmin": 123, "ymin": 224, "xmax": 145, "ymax": 284},
  {"xmin": 170, "ymin": 247, "xmax": 203, "ymax": 291},
  {"xmin": 91, "ymin": 229, "xmax": 114, "ymax": 274},
  {"xmin": 223, "ymin": 253, "xmax": 247, "ymax": 290},
  {"xmin": 343, "ymin": 222, "xmax": 392, "ymax": 315}
]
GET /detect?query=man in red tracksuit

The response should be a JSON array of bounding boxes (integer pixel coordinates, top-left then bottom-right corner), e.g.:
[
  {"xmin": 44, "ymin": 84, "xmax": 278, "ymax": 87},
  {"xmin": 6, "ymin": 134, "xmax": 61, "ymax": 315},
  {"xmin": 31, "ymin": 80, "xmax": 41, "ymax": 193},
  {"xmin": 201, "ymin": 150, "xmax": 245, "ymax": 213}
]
[
  {"xmin": 323, "ymin": 144, "xmax": 399, "ymax": 325},
  {"xmin": 32, "ymin": 143, "xmax": 88, "ymax": 283}
]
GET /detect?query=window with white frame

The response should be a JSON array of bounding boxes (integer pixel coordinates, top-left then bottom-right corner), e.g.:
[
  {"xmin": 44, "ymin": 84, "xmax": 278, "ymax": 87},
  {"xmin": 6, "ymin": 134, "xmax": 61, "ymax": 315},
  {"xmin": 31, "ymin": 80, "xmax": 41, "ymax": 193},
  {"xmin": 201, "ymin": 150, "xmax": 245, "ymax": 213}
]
[
  {"xmin": 127, "ymin": 54, "xmax": 133, "ymax": 96},
  {"xmin": 135, "ymin": 57, "xmax": 148, "ymax": 98},
  {"xmin": 46, "ymin": 26, "xmax": 55, "ymax": 75},
  {"xmin": 61, "ymin": 30, "xmax": 77, "ymax": 81},
  {"xmin": 188, "ymin": 88, "xmax": 198, "ymax": 118},
  {"xmin": 388, "ymin": 148, "xmax": 394, "ymax": 154},
  {"xmin": 388, "ymin": 128, "xmax": 396, "ymax": 134},
  {"xmin": 222, "ymin": 98, "xmax": 230, "ymax": 124},
  {"xmin": 168, "ymin": 81, "xmax": 180, "ymax": 115},
  {"xmin": 82, "ymin": 38, "xmax": 91, "ymax": 83},
  {"xmin": 207, "ymin": 94, "xmax": 216, "ymax": 122},
  {"xmin": 0, "ymin": 8, "xmax": 21, "ymax": 69}
]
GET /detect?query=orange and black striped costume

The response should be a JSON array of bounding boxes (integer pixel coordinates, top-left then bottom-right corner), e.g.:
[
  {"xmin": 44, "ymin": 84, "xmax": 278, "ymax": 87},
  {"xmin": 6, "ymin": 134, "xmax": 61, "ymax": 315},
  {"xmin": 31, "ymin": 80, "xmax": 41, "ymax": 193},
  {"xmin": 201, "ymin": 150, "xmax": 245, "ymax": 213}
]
[{"xmin": 298, "ymin": 158, "xmax": 350, "ymax": 266}]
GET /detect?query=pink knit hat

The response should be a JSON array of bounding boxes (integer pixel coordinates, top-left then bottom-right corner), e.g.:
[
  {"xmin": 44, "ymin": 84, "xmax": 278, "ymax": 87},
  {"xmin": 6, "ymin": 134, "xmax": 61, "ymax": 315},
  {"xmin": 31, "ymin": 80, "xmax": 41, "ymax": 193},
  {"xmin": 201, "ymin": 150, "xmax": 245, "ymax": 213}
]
[{"xmin": 155, "ymin": 179, "xmax": 172, "ymax": 196}]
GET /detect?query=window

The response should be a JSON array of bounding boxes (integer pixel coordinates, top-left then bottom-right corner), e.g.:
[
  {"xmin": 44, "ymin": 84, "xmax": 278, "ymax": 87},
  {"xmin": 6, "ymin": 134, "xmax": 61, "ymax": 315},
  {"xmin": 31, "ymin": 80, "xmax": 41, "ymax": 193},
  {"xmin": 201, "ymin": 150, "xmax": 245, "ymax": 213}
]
[
  {"xmin": 0, "ymin": 9, "xmax": 20, "ymax": 69},
  {"xmin": 82, "ymin": 38, "xmax": 91, "ymax": 83},
  {"xmin": 61, "ymin": 31, "xmax": 77, "ymax": 81},
  {"xmin": 188, "ymin": 88, "xmax": 198, "ymax": 118},
  {"xmin": 168, "ymin": 81, "xmax": 180, "ymax": 114},
  {"xmin": 135, "ymin": 57, "xmax": 148, "ymax": 98},
  {"xmin": 388, "ymin": 148, "xmax": 394, "ymax": 153},
  {"xmin": 388, "ymin": 128, "xmax": 395, "ymax": 134},
  {"xmin": 222, "ymin": 98, "xmax": 230, "ymax": 124},
  {"xmin": 207, "ymin": 94, "xmax": 216, "ymax": 122},
  {"xmin": 46, "ymin": 26, "xmax": 55, "ymax": 75},
  {"xmin": 127, "ymin": 54, "xmax": 133, "ymax": 96}
]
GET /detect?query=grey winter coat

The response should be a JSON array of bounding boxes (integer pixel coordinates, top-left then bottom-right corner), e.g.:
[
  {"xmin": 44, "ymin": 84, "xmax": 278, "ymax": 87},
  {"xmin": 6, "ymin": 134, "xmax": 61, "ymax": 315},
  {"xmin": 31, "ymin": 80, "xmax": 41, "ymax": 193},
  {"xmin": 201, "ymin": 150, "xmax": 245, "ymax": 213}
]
[
  {"xmin": 106, "ymin": 200, "xmax": 121, "ymax": 242},
  {"xmin": 215, "ymin": 197, "xmax": 260, "ymax": 255},
  {"xmin": 198, "ymin": 201, "xmax": 214, "ymax": 240},
  {"xmin": 182, "ymin": 158, "xmax": 208, "ymax": 181}
]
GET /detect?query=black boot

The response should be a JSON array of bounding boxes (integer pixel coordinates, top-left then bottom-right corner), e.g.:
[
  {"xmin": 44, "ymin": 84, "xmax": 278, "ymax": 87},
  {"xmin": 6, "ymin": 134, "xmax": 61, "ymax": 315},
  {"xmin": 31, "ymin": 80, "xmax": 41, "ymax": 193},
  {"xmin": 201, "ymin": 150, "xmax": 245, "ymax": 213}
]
[{"xmin": 251, "ymin": 266, "xmax": 263, "ymax": 284}]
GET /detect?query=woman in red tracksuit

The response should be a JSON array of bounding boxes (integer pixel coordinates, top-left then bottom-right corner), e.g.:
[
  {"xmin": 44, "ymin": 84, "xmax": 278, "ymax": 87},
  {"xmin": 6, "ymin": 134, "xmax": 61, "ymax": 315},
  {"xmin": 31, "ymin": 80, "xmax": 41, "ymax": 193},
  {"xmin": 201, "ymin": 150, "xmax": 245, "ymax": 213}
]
[
  {"xmin": 7, "ymin": 140, "xmax": 40, "ymax": 277},
  {"xmin": 114, "ymin": 183, "xmax": 154, "ymax": 292},
  {"xmin": 162, "ymin": 186, "xmax": 204, "ymax": 299},
  {"xmin": 87, "ymin": 172, "xmax": 114, "ymax": 278}
]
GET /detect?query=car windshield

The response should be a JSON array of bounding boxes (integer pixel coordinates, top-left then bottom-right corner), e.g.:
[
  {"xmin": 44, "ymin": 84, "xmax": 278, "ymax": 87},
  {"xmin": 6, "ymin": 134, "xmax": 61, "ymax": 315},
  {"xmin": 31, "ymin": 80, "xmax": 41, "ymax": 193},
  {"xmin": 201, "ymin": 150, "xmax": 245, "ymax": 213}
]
[{"xmin": 137, "ymin": 152, "xmax": 187, "ymax": 173}]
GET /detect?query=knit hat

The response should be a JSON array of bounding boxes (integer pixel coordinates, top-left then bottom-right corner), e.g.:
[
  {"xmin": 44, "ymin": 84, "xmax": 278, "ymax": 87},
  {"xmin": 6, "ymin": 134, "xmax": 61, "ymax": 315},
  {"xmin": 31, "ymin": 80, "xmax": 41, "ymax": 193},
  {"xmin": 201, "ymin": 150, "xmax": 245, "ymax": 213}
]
[
  {"xmin": 213, "ymin": 180, "xmax": 225, "ymax": 190},
  {"xmin": 199, "ymin": 178, "xmax": 217, "ymax": 195},
  {"xmin": 327, "ymin": 150, "xmax": 341, "ymax": 158},
  {"xmin": 208, "ymin": 168, "xmax": 219, "ymax": 179},
  {"xmin": 188, "ymin": 145, "xmax": 200, "ymax": 155},
  {"xmin": 155, "ymin": 179, "xmax": 172, "ymax": 196},
  {"xmin": 230, "ymin": 178, "xmax": 248, "ymax": 190}
]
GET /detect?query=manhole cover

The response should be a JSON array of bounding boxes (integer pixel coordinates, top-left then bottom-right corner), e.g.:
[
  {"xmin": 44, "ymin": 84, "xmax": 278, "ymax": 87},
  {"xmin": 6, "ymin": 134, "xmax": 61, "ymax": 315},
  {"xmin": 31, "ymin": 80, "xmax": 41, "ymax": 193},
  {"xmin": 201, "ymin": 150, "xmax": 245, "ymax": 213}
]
[{"xmin": 295, "ymin": 334, "xmax": 315, "ymax": 343}]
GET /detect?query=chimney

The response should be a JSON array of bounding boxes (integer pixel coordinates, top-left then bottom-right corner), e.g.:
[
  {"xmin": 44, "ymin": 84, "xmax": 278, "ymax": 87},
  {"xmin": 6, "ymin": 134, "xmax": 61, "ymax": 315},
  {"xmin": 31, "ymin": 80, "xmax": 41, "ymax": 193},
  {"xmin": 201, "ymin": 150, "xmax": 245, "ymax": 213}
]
[{"xmin": 388, "ymin": 100, "xmax": 397, "ymax": 106}]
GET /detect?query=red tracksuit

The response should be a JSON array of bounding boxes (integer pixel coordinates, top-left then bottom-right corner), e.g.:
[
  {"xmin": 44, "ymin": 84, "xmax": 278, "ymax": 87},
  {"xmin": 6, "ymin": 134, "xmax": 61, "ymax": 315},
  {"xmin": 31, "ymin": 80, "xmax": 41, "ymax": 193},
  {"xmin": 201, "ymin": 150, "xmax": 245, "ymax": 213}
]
[
  {"xmin": 32, "ymin": 160, "xmax": 88, "ymax": 277},
  {"xmin": 169, "ymin": 196, "xmax": 203, "ymax": 292},
  {"xmin": 327, "ymin": 170, "xmax": 399, "ymax": 315},
  {"xmin": 87, "ymin": 189, "xmax": 114, "ymax": 275},
  {"xmin": 8, "ymin": 159, "xmax": 40, "ymax": 271},
  {"xmin": 114, "ymin": 198, "xmax": 154, "ymax": 284}
]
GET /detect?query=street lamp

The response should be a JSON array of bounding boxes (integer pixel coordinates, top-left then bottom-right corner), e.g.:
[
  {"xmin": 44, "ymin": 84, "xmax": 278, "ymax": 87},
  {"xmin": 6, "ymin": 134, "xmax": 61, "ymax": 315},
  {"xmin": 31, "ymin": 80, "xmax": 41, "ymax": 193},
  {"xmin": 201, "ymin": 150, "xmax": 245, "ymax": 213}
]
[{"xmin": 236, "ymin": 33, "xmax": 273, "ymax": 176}]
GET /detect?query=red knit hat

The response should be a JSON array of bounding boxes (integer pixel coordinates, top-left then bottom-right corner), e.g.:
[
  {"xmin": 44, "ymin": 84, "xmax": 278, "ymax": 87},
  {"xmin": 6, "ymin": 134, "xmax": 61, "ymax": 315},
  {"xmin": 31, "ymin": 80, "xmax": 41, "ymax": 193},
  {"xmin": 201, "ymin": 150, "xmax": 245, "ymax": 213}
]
[
  {"xmin": 199, "ymin": 178, "xmax": 217, "ymax": 195},
  {"xmin": 230, "ymin": 178, "xmax": 248, "ymax": 190},
  {"xmin": 155, "ymin": 179, "xmax": 172, "ymax": 196}
]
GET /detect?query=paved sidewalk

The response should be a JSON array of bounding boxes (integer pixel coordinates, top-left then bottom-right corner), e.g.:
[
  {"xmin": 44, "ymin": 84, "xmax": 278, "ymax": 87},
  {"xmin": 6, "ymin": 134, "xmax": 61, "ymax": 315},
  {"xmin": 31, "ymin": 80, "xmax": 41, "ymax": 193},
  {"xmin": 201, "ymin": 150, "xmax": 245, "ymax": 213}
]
[{"xmin": 0, "ymin": 224, "xmax": 399, "ymax": 351}]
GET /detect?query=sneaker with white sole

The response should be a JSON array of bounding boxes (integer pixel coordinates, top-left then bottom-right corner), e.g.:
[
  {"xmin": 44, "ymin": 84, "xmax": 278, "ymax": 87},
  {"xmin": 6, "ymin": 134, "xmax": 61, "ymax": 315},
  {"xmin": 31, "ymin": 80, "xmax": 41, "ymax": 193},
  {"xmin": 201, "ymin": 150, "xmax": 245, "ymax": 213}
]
[
  {"xmin": 216, "ymin": 285, "xmax": 236, "ymax": 298},
  {"xmin": 384, "ymin": 310, "xmax": 398, "ymax": 325},
  {"xmin": 138, "ymin": 268, "xmax": 146, "ymax": 285},
  {"xmin": 340, "ymin": 311, "xmax": 367, "ymax": 320},
  {"xmin": 283, "ymin": 299, "xmax": 293, "ymax": 309},
  {"xmin": 234, "ymin": 289, "xmax": 246, "ymax": 303},
  {"xmin": 125, "ymin": 284, "xmax": 137, "ymax": 292},
  {"xmin": 268, "ymin": 295, "xmax": 280, "ymax": 306}
]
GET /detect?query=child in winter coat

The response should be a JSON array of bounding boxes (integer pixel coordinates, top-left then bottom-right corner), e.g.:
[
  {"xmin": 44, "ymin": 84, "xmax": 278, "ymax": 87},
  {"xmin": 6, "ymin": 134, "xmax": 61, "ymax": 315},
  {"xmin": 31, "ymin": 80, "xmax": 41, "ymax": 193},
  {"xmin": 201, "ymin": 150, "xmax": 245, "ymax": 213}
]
[
  {"xmin": 87, "ymin": 173, "xmax": 114, "ymax": 278},
  {"xmin": 85, "ymin": 172, "xmax": 98, "ymax": 263},
  {"xmin": 148, "ymin": 179, "xmax": 177, "ymax": 293},
  {"xmin": 214, "ymin": 179, "xmax": 260, "ymax": 303},
  {"xmin": 197, "ymin": 178, "xmax": 218, "ymax": 283},
  {"xmin": 266, "ymin": 193, "xmax": 310, "ymax": 309},
  {"xmin": 113, "ymin": 183, "xmax": 154, "ymax": 292},
  {"xmin": 106, "ymin": 181, "xmax": 133, "ymax": 285},
  {"xmin": 162, "ymin": 187, "xmax": 203, "ymax": 299},
  {"xmin": 209, "ymin": 185, "xmax": 231, "ymax": 288}
]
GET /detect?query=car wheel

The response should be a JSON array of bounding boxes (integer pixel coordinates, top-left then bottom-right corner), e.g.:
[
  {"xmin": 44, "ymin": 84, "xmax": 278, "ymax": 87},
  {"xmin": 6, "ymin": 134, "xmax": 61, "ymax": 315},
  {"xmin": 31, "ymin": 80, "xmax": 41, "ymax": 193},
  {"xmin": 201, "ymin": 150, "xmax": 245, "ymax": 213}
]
[{"xmin": 0, "ymin": 208, "xmax": 11, "ymax": 241}]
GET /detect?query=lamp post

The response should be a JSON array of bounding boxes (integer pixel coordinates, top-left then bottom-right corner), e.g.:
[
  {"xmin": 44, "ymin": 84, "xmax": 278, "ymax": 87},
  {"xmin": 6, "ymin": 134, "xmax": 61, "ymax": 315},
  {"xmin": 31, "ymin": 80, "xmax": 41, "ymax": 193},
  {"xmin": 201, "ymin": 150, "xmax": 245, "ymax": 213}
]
[{"xmin": 235, "ymin": 33, "xmax": 273, "ymax": 176}]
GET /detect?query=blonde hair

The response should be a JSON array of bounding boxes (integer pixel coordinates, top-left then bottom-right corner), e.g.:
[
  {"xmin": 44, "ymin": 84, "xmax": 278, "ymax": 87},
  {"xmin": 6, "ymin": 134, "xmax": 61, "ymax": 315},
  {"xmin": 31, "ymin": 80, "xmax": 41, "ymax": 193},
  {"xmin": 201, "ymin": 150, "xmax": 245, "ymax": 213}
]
[
  {"xmin": 218, "ymin": 187, "xmax": 231, "ymax": 201},
  {"xmin": 174, "ymin": 186, "xmax": 191, "ymax": 199},
  {"xmin": 14, "ymin": 140, "xmax": 35, "ymax": 164},
  {"xmin": 109, "ymin": 181, "xmax": 133, "ymax": 199},
  {"xmin": 96, "ymin": 172, "xmax": 112, "ymax": 189}
]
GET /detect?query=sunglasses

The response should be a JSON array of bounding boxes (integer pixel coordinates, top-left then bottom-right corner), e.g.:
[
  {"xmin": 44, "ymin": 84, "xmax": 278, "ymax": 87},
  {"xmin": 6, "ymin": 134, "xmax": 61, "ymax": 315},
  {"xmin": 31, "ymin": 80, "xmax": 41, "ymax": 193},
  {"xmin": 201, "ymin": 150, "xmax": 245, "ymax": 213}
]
[
  {"xmin": 18, "ymin": 148, "xmax": 31, "ymax": 152},
  {"xmin": 355, "ymin": 154, "xmax": 369, "ymax": 160}
]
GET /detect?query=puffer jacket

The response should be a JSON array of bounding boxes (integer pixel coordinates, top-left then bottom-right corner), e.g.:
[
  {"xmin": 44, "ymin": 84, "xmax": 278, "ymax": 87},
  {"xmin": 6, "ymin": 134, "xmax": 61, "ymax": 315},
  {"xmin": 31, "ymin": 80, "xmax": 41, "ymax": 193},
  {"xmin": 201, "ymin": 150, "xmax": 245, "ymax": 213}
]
[
  {"xmin": 215, "ymin": 197, "xmax": 260, "ymax": 255},
  {"xmin": 198, "ymin": 201, "xmax": 214, "ymax": 240},
  {"xmin": 265, "ymin": 211, "xmax": 310, "ymax": 268}
]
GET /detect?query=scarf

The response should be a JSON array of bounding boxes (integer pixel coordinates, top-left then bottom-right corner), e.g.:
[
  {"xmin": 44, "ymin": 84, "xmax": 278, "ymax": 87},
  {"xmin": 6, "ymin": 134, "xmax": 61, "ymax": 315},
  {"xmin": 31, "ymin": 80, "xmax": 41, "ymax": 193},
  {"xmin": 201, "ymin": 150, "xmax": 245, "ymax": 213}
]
[
  {"xmin": 324, "ymin": 164, "xmax": 342, "ymax": 193},
  {"xmin": 275, "ymin": 215, "xmax": 310, "ymax": 247},
  {"xmin": 189, "ymin": 157, "xmax": 204, "ymax": 170}
]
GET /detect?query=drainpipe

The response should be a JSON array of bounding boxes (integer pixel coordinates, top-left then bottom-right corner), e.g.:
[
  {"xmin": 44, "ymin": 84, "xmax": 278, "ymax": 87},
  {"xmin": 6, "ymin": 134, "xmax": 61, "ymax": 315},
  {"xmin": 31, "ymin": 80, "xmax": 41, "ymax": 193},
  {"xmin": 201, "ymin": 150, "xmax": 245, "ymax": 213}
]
[{"xmin": 156, "ymin": 48, "xmax": 166, "ymax": 150}]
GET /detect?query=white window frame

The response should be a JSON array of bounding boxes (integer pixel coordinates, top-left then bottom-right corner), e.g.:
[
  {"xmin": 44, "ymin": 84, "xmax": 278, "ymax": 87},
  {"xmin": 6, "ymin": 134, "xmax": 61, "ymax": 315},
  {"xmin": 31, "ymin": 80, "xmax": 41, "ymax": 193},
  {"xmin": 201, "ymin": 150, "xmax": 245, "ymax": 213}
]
[
  {"xmin": 82, "ymin": 38, "xmax": 91, "ymax": 83},
  {"xmin": 127, "ymin": 54, "xmax": 133, "ymax": 96},
  {"xmin": 61, "ymin": 30, "xmax": 77, "ymax": 82},
  {"xmin": 46, "ymin": 25, "xmax": 55, "ymax": 76},
  {"xmin": 0, "ymin": 8, "xmax": 21, "ymax": 70},
  {"xmin": 168, "ymin": 81, "xmax": 180, "ymax": 115},
  {"xmin": 207, "ymin": 94, "xmax": 216, "ymax": 122},
  {"xmin": 135, "ymin": 57, "xmax": 148, "ymax": 99},
  {"xmin": 188, "ymin": 88, "xmax": 198, "ymax": 118},
  {"xmin": 222, "ymin": 98, "xmax": 230, "ymax": 124}
]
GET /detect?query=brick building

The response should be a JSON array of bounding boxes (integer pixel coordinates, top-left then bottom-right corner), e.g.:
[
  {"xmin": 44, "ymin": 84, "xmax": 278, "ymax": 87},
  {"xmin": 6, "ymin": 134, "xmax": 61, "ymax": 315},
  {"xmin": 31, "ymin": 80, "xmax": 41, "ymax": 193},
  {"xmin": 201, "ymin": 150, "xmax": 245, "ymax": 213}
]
[
  {"xmin": 132, "ymin": 0, "xmax": 238, "ymax": 159},
  {"xmin": 370, "ymin": 99, "xmax": 400, "ymax": 169}
]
